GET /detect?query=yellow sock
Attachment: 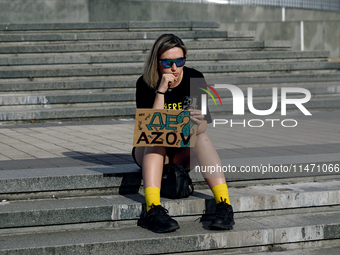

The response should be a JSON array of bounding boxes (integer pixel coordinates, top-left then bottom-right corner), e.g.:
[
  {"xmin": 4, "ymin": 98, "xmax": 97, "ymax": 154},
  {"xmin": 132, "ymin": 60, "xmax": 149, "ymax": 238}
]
[
  {"xmin": 212, "ymin": 183, "xmax": 231, "ymax": 205},
  {"xmin": 144, "ymin": 186, "xmax": 161, "ymax": 212}
]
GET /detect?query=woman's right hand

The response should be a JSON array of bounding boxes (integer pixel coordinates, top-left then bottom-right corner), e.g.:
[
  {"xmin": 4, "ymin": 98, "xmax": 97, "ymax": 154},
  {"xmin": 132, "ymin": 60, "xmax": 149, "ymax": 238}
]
[{"xmin": 158, "ymin": 74, "xmax": 177, "ymax": 93}]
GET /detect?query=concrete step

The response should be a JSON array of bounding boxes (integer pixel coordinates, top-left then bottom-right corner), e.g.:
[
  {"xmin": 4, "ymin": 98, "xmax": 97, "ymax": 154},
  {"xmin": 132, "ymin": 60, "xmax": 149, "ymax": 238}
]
[
  {"xmin": 0, "ymin": 92, "xmax": 135, "ymax": 106},
  {"xmin": 205, "ymin": 73, "xmax": 340, "ymax": 85},
  {"xmin": 1, "ymin": 95, "xmax": 340, "ymax": 120},
  {"xmin": 193, "ymin": 61, "xmax": 340, "ymax": 74},
  {"xmin": 0, "ymin": 180, "xmax": 339, "ymax": 230},
  {"xmin": 0, "ymin": 21, "xmax": 220, "ymax": 32},
  {"xmin": 0, "ymin": 80, "xmax": 338, "ymax": 121},
  {"xmin": 1, "ymin": 61, "xmax": 339, "ymax": 79},
  {"xmin": 1, "ymin": 151, "xmax": 340, "ymax": 198},
  {"xmin": 187, "ymin": 244, "xmax": 340, "ymax": 255},
  {"xmin": 0, "ymin": 210, "xmax": 339, "ymax": 254},
  {"xmin": 0, "ymin": 50, "xmax": 329, "ymax": 66},
  {"xmin": 0, "ymin": 105, "xmax": 136, "ymax": 121},
  {"xmin": 0, "ymin": 30, "xmax": 255, "ymax": 43},
  {"xmin": 1, "ymin": 82, "xmax": 339, "ymax": 107},
  {"xmin": 0, "ymin": 40, "xmax": 291, "ymax": 54},
  {"xmin": 0, "ymin": 98, "xmax": 333, "ymax": 120},
  {"xmin": 0, "ymin": 77, "xmax": 138, "ymax": 92},
  {"xmin": 210, "ymin": 96, "xmax": 340, "ymax": 114},
  {"xmin": 1, "ymin": 73, "xmax": 340, "ymax": 93},
  {"xmin": 214, "ymin": 83, "xmax": 340, "ymax": 98}
]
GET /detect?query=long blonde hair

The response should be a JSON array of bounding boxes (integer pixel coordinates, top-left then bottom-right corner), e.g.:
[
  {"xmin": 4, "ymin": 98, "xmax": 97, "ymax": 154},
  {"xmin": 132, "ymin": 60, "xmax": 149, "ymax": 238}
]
[{"xmin": 143, "ymin": 34, "xmax": 187, "ymax": 89}]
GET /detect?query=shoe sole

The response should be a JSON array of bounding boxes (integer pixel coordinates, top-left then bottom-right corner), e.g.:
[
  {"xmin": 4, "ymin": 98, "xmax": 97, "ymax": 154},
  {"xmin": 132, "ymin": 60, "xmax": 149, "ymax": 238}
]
[
  {"xmin": 209, "ymin": 219, "xmax": 235, "ymax": 230},
  {"xmin": 137, "ymin": 221, "xmax": 180, "ymax": 233},
  {"xmin": 208, "ymin": 224, "xmax": 233, "ymax": 230},
  {"xmin": 152, "ymin": 224, "xmax": 180, "ymax": 233}
]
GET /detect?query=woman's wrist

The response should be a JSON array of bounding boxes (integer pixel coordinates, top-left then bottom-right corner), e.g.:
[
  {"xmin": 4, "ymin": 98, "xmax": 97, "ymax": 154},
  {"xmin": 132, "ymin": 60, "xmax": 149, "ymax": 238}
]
[
  {"xmin": 155, "ymin": 90, "xmax": 165, "ymax": 95},
  {"xmin": 196, "ymin": 121, "xmax": 207, "ymax": 135}
]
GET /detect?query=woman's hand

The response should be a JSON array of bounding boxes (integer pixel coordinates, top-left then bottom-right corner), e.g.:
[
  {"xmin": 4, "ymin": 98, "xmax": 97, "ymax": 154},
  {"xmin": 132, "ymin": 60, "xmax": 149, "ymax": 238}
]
[
  {"xmin": 190, "ymin": 110, "xmax": 205, "ymax": 126},
  {"xmin": 153, "ymin": 74, "xmax": 176, "ymax": 109},
  {"xmin": 190, "ymin": 109, "xmax": 207, "ymax": 134},
  {"xmin": 158, "ymin": 74, "xmax": 177, "ymax": 93}
]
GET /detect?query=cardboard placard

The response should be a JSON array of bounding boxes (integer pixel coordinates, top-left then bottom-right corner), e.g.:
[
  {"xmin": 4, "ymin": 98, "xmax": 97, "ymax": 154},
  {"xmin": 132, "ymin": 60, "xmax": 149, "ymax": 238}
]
[{"xmin": 133, "ymin": 109, "xmax": 197, "ymax": 148}]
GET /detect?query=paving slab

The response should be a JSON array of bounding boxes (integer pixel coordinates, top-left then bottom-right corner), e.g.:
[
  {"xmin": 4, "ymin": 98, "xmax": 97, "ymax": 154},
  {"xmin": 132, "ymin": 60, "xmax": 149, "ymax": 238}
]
[{"xmin": 0, "ymin": 110, "xmax": 339, "ymax": 173}]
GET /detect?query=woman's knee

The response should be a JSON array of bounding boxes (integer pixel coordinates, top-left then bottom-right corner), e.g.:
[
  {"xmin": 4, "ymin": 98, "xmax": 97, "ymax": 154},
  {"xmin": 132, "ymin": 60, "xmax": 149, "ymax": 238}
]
[
  {"xmin": 195, "ymin": 133, "xmax": 211, "ymax": 146},
  {"xmin": 133, "ymin": 146, "xmax": 167, "ymax": 168}
]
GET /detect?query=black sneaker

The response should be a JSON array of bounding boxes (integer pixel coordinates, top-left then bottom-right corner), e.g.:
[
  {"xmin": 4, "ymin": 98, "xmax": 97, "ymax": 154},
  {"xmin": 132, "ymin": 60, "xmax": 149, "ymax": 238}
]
[
  {"xmin": 209, "ymin": 198, "xmax": 235, "ymax": 230},
  {"xmin": 137, "ymin": 204, "xmax": 180, "ymax": 233}
]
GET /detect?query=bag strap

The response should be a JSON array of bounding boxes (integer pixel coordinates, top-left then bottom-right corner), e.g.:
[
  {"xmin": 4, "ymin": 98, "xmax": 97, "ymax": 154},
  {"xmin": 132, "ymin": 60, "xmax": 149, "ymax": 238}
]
[
  {"xmin": 187, "ymin": 174, "xmax": 194, "ymax": 195},
  {"xmin": 176, "ymin": 164, "xmax": 194, "ymax": 195},
  {"xmin": 163, "ymin": 164, "xmax": 195, "ymax": 195}
]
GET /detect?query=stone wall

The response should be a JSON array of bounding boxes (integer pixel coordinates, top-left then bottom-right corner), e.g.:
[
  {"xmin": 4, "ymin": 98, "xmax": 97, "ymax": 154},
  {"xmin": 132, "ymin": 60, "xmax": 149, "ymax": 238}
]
[
  {"xmin": 86, "ymin": 1, "xmax": 340, "ymax": 23},
  {"xmin": 221, "ymin": 21, "xmax": 340, "ymax": 58},
  {"xmin": 0, "ymin": 0, "xmax": 88, "ymax": 23},
  {"xmin": 1, "ymin": 0, "xmax": 339, "ymax": 23}
]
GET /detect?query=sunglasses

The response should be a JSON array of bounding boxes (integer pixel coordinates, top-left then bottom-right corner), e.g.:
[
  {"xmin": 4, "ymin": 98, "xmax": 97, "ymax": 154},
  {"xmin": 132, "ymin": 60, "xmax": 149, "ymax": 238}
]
[{"xmin": 159, "ymin": 57, "xmax": 186, "ymax": 68}]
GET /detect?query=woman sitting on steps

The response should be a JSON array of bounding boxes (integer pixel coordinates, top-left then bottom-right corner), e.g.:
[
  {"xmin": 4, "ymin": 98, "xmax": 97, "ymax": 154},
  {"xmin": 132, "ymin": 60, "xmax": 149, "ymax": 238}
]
[{"xmin": 132, "ymin": 33, "xmax": 235, "ymax": 233}]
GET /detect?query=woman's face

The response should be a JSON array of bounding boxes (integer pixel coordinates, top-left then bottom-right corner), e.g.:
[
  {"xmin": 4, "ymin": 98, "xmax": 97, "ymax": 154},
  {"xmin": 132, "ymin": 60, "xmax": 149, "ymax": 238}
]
[{"xmin": 158, "ymin": 47, "xmax": 185, "ymax": 79}]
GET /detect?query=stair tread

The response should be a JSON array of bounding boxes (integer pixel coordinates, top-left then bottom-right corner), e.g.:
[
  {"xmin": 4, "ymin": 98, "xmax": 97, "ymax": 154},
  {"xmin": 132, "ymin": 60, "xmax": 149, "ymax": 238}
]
[
  {"xmin": 0, "ymin": 210, "xmax": 339, "ymax": 254},
  {"xmin": 0, "ymin": 40, "xmax": 291, "ymax": 54},
  {"xmin": 1, "ymin": 60, "xmax": 339, "ymax": 69},
  {"xmin": 1, "ymin": 72, "xmax": 339, "ymax": 87},
  {"xmin": 0, "ymin": 30, "xmax": 254, "ymax": 42},
  {"xmin": 1, "ymin": 161, "xmax": 340, "ymax": 194},
  {"xmin": 0, "ymin": 62, "xmax": 339, "ymax": 77},
  {"xmin": 1, "ymin": 94, "xmax": 340, "ymax": 107},
  {"xmin": 0, "ymin": 50, "xmax": 328, "ymax": 58},
  {"xmin": 0, "ymin": 21, "xmax": 220, "ymax": 31},
  {"xmin": 1, "ymin": 180, "xmax": 339, "ymax": 213},
  {"xmin": 0, "ymin": 104, "xmax": 136, "ymax": 111},
  {"xmin": 234, "ymin": 246, "xmax": 340, "ymax": 255}
]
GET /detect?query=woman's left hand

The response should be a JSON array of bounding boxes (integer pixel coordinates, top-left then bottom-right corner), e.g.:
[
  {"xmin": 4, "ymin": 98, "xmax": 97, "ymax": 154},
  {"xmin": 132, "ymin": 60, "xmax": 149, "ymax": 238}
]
[{"xmin": 190, "ymin": 110, "xmax": 205, "ymax": 126}]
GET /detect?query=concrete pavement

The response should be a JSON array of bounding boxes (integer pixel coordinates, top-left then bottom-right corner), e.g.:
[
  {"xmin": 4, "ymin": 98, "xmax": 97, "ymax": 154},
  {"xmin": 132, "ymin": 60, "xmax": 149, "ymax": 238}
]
[{"xmin": 0, "ymin": 109, "xmax": 339, "ymax": 171}]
